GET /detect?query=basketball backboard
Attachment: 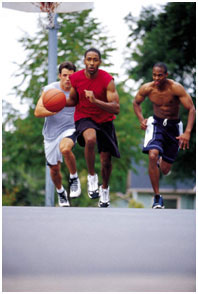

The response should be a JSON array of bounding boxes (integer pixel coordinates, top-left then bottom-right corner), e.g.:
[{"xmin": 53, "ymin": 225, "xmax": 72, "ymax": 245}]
[
  {"xmin": 2, "ymin": 2, "xmax": 94, "ymax": 13},
  {"xmin": 2, "ymin": 2, "xmax": 94, "ymax": 28},
  {"xmin": 2, "ymin": 2, "xmax": 93, "ymax": 13}
]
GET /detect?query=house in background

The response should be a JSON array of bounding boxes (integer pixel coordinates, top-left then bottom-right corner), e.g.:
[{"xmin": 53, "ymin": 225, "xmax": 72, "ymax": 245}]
[{"xmin": 126, "ymin": 161, "xmax": 196, "ymax": 209}]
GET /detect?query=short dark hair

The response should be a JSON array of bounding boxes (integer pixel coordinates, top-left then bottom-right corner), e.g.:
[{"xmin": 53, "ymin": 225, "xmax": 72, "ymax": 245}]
[
  {"xmin": 59, "ymin": 61, "xmax": 76, "ymax": 74},
  {"xmin": 84, "ymin": 48, "xmax": 101, "ymax": 59},
  {"xmin": 153, "ymin": 62, "xmax": 168, "ymax": 73}
]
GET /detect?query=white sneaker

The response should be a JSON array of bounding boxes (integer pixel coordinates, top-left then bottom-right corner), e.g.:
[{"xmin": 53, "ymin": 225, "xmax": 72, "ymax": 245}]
[
  {"xmin": 69, "ymin": 177, "xmax": 81, "ymax": 198},
  {"xmin": 87, "ymin": 174, "xmax": 99, "ymax": 199},
  {"xmin": 57, "ymin": 190, "xmax": 70, "ymax": 207},
  {"xmin": 98, "ymin": 186, "xmax": 110, "ymax": 207}
]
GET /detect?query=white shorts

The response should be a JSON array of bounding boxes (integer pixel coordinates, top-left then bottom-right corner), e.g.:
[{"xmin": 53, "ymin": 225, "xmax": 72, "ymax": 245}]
[{"xmin": 44, "ymin": 129, "xmax": 76, "ymax": 165}]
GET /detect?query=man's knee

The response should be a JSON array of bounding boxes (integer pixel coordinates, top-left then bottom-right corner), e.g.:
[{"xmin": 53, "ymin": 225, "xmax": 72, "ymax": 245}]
[
  {"xmin": 60, "ymin": 145, "xmax": 72, "ymax": 157},
  {"xmin": 50, "ymin": 164, "xmax": 60, "ymax": 176},
  {"xmin": 60, "ymin": 137, "xmax": 74, "ymax": 157},
  {"xmin": 85, "ymin": 136, "xmax": 96, "ymax": 148},
  {"xmin": 149, "ymin": 150, "xmax": 159, "ymax": 162},
  {"xmin": 83, "ymin": 129, "xmax": 97, "ymax": 149}
]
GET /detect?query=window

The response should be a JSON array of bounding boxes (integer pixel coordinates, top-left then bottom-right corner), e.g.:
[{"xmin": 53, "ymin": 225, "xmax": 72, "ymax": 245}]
[
  {"xmin": 164, "ymin": 199, "xmax": 177, "ymax": 209},
  {"xmin": 163, "ymin": 196, "xmax": 181, "ymax": 209}
]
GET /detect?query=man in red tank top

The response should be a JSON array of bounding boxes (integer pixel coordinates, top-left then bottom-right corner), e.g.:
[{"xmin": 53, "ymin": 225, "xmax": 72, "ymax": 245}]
[{"xmin": 67, "ymin": 48, "xmax": 120, "ymax": 207}]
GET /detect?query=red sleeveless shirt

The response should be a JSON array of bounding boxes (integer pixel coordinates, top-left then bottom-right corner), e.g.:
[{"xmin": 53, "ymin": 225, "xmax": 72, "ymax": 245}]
[{"xmin": 70, "ymin": 69, "xmax": 116, "ymax": 123}]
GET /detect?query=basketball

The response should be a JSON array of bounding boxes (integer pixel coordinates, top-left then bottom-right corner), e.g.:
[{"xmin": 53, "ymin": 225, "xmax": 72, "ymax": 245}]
[{"xmin": 43, "ymin": 89, "xmax": 66, "ymax": 112}]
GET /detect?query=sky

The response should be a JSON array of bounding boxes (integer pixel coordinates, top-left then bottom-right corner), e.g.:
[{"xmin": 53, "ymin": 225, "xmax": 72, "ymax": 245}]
[{"xmin": 0, "ymin": 0, "xmax": 170, "ymax": 116}]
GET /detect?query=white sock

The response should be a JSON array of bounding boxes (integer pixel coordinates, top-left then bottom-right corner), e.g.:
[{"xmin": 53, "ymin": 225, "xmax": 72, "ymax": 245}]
[
  {"xmin": 101, "ymin": 186, "xmax": 109, "ymax": 191},
  {"xmin": 70, "ymin": 172, "xmax": 78, "ymax": 179},
  {"xmin": 88, "ymin": 174, "xmax": 95, "ymax": 178},
  {"xmin": 56, "ymin": 186, "xmax": 64, "ymax": 193}
]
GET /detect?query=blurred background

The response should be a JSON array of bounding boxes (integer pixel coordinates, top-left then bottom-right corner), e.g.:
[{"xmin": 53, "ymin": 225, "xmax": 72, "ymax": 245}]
[{"xmin": 1, "ymin": 1, "xmax": 196, "ymax": 209}]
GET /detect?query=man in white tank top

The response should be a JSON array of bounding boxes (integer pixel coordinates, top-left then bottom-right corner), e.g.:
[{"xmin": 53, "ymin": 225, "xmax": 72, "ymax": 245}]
[{"xmin": 34, "ymin": 62, "xmax": 81, "ymax": 207}]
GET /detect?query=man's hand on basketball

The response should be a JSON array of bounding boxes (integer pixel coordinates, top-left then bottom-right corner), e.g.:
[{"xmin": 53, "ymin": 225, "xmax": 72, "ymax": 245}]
[
  {"xmin": 140, "ymin": 118, "xmax": 148, "ymax": 130},
  {"xmin": 84, "ymin": 90, "xmax": 96, "ymax": 103},
  {"xmin": 176, "ymin": 132, "xmax": 190, "ymax": 150}
]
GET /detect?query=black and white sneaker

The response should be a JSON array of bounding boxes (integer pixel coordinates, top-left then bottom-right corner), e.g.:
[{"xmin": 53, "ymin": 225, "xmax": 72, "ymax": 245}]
[
  {"xmin": 98, "ymin": 186, "xmax": 110, "ymax": 207},
  {"xmin": 69, "ymin": 177, "xmax": 81, "ymax": 198},
  {"xmin": 152, "ymin": 194, "xmax": 165, "ymax": 209},
  {"xmin": 87, "ymin": 174, "xmax": 99, "ymax": 199},
  {"xmin": 57, "ymin": 190, "xmax": 70, "ymax": 207}
]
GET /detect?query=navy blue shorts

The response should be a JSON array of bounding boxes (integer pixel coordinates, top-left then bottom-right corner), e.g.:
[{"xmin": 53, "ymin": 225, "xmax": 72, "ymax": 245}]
[
  {"xmin": 75, "ymin": 118, "xmax": 120, "ymax": 158},
  {"xmin": 142, "ymin": 115, "xmax": 183, "ymax": 163}
]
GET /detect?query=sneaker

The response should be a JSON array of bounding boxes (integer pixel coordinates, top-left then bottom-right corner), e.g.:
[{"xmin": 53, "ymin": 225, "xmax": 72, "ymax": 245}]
[
  {"xmin": 57, "ymin": 190, "xmax": 70, "ymax": 207},
  {"xmin": 98, "ymin": 186, "xmax": 110, "ymax": 207},
  {"xmin": 152, "ymin": 194, "xmax": 164, "ymax": 209},
  {"xmin": 69, "ymin": 177, "xmax": 81, "ymax": 198},
  {"xmin": 87, "ymin": 174, "xmax": 99, "ymax": 199}
]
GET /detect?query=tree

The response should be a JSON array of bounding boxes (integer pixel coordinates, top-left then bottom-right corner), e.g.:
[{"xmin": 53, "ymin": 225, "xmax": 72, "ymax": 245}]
[
  {"xmin": 124, "ymin": 2, "xmax": 196, "ymax": 181},
  {"xmin": 3, "ymin": 10, "xmax": 142, "ymax": 206}
]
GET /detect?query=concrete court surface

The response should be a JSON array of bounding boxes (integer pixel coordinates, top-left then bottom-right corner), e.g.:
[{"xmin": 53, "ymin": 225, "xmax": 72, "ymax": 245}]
[{"xmin": 2, "ymin": 206, "xmax": 196, "ymax": 292}]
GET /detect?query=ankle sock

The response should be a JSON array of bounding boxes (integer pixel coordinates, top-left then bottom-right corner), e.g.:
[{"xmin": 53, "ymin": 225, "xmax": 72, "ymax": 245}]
[
  {"xmin": 56, "ymin": 186, "xmax": 64, "ymax": 193},
  {"xmin": 70, "ymin": 172, "xmax": 78, "ymax": 179}
]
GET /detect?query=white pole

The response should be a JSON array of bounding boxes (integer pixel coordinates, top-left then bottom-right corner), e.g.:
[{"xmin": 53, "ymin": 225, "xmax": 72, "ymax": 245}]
[{"xmin": 45, "ymin": 14, "xmax": 59, "ymax": 206}]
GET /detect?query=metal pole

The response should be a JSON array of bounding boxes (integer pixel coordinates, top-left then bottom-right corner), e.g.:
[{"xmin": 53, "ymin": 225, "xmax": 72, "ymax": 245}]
[{"xmin": 45, "ymin": 13, "xmax": 59, "ymax": 206}]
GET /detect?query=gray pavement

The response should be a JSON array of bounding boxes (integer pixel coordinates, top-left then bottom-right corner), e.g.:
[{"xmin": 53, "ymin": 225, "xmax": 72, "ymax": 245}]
[{"xmin": 2, "ymin": 206, "xmax": 196, "ymax": 292}]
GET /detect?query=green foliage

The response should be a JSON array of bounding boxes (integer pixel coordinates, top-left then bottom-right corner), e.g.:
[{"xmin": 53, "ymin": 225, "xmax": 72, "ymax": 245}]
[
  {"xmin": 2, "ymin": 104, "xmax": 45, "ymax": 206},
  {"xmin": 124, "ymin": 2, "xmax": 196, "ymax": 181},
  {"xmin": 111, "ymin": 83, "xmax": 143, "ymax": 192},
  {"xmin": 128, "ymin": 199, "xmax": 144, "ymax": 208},
  {"xmin": 125, "ymin": 3, "xmax": 196, "ymax": 85}
]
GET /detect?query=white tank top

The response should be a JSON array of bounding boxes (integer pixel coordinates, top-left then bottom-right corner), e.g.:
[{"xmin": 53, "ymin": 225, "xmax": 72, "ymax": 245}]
[{"xmin": 42, "ymin": 82, "xmax": 75, "ymax": 141}]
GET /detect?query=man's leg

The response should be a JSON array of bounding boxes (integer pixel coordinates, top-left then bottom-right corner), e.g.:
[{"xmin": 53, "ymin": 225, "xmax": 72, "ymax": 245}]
[
  {"xmin": 149, "ymin": 149, "xmax": 166, "ymax": 209},
  {"xmin": 50, "ymin": 161, "xmax": 62, "ymax": 189},
  {"xmin": 148, "ymin": 149, "xmax": 160, "ymax": 195},
  {"xmin": 59, "ymin": 137, "xmax": 81, "ymax": 198},
  {"xmin": 98, "ymin": 152, "xmax": 112, "ymax": 207},
  {"xmin": 100, "ymin": 152, "xmax": 112, "ymax": 189},
  {"xmin": 49, "ymin": 162, "xmax": 70, "ymax": 206},
  {"xmin": 159, "ymin": 157, "xmax": 172, "ymax": 175},
  {"xmin": 83, "ymin": 128, "xmax": 97, "ymax": 175},
  {"xmin": 83, "ymin": 128, "xmax": 99, "ymax": 199},
  {"xmin": 59, "ymin": 137, "xmax": 76, "ymax": 174}
]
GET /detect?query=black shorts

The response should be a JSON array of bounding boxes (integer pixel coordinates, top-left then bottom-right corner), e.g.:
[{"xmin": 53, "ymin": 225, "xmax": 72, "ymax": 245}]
[
  {"xmin": 75, "ymin": 118, "xmax": 120, "ymax": 158},
  {"xmin": 66, "ymin": 131, "xmax": 78, "ymax": 144}
]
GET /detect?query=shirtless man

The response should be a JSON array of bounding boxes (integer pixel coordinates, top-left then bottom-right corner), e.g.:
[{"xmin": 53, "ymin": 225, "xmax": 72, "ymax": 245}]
[{"xmin": 133, "ymin": 62, "xmax": 195, "ymax": 208}]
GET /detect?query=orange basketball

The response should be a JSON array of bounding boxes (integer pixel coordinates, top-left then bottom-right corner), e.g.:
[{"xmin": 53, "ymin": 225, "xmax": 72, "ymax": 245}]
[{"xmin": 43, "ymin": 89, "xmax": 66, "ymax": 112}]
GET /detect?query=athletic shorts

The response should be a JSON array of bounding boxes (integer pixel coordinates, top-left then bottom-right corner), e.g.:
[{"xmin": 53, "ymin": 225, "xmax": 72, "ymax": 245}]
[
  {"xmin": 142, "ymin": 115, "xmax": 183, "ymax": 163},
  {"xmin": 75, "ymin": 118, "xmax": 120, "ymax": 158},
  {"xmin": 44, "ymin": 129, "xmax": 77, "ymax": 166}
]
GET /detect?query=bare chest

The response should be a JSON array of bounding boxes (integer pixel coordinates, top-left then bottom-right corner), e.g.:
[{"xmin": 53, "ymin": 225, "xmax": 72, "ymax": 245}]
[{"xmin": 149, "ymin": 89, "xmax": 179, "ymax": 107}]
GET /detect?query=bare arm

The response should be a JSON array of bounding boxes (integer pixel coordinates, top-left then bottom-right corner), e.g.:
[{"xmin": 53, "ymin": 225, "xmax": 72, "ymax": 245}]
[
  {"xmin": 66, "ymin": 86, "xmax": 79, "ymax": 107},
  {"xmin": 84, "ymin": 80, "xmax": 120, "ymax": 114},
  {"xmin": 133, "ymin": 84, "xmax": 148, "ymax": 130},
  {"xmin": 34, "ymin": 92, "xmax": 57, "ymax": 118},
  {"xmin": 175, "ymin": 84, "xmax": 196, "ymax": 149}
]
